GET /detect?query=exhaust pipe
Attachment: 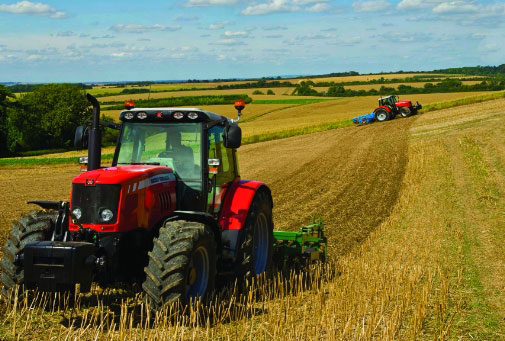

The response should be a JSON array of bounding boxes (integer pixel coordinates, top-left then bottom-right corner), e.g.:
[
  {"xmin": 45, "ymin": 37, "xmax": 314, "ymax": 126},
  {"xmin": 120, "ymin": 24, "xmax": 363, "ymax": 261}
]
[{"xmin": 86, "ymin": 94, "xmax": 101, "ymax": 171}]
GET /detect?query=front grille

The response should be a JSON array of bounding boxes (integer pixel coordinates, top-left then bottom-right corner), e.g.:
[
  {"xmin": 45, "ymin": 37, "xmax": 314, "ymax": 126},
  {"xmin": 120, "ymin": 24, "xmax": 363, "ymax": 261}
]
[{"xmin": 72, "ymin": 184, "xmax": 121, "ymax": 224}]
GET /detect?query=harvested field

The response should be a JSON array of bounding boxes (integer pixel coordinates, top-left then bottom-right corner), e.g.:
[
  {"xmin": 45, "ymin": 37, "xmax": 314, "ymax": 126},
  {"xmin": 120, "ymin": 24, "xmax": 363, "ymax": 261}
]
[
  {"xmin": 97, "ymin": 88, "xmax": 303, "ymax": 103},
  {"xmin": 325, "ymin": 80, "xmax": 483, "ymax": 91},
  {"xmin": 240, "ymin": 117, "xmax": 410, "ymax": 257},
  {"xmin": 239, "ymin": 91, "xmax": 496, "ymax": 137},
  {"xmin": 1, "ymin": 96, "xmax": 505, "ymax": 339}
]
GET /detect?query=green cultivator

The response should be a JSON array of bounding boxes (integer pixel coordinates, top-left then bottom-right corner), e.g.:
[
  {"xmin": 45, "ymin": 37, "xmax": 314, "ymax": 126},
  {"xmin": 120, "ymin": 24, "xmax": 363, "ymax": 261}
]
[{"xmin": 273, "ymin": 218, "xmax": 327, "ymax": 268}]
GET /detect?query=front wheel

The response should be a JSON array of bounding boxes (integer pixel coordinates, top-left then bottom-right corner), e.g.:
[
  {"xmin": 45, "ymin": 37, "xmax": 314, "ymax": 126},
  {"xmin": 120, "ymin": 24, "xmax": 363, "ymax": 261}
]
[
  {"xmin": 0, "ymin": 210, "xmax": 56, "ymax": 299},
  {"xmin": 142, "ymin": 221, "xmax": 216, "ymax": 308},
  {"xmin": 235, "ymin": 189, "xmax": 274, "ymax": 281},
  {"xmin": 400, "ymin": 107, "xmax": 411, "ymax": 118}
]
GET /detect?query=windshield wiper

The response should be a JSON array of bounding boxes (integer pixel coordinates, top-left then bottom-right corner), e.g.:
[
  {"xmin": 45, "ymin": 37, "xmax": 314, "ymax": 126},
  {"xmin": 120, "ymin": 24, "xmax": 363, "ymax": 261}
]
[{"xmin": 117, "ymin": 162, "xmax": 161, "ymax": 165}]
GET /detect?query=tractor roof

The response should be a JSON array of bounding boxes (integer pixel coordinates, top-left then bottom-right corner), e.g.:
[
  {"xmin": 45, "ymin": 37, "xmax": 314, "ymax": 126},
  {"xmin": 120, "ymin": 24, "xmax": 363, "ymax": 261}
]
[{"xmin": 119, "ymin": 107, "xmax": 231, "ymax": 124}]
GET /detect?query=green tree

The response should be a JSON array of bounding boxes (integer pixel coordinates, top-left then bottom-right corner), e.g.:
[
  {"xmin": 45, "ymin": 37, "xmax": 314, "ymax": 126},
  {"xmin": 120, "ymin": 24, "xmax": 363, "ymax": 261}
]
[
  {"xmin": 293, "ymin": 80, "xmax": 319, "ymax": 96},
  {"xmin": 7, "ymin": 84, "xmax": 91, "ymax": 152},
  {"xmin": 0, "ymin": 85, "xmax": 16, "ymax": 156},
  {"xmin": 267, "ymin": 89, "xmax": 275, "ymax": 95}
]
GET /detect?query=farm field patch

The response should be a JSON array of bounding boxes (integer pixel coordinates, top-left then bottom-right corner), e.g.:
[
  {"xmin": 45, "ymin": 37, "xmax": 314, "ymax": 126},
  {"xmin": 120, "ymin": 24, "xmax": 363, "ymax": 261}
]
[
  {"xmin": 97, "ymin": 87, "xmax": 296, "ymax": 102},
  {"xmin": 329, "ymin": 80, "xmax": 483, "ymax": 91},
  {"xmin": 238, "ymin": 91, "xmax": 496, "ymax": 138},
  {"xmin": 1, "ymin": 98, "xmax": 505, "ymax": 338}
]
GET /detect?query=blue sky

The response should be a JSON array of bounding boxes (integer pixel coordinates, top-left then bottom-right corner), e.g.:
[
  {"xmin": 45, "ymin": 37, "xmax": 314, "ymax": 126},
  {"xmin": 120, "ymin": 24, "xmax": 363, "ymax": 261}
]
[{"xmin": 0, "ymin": 0, "xmax": 504, "ymax": 82}]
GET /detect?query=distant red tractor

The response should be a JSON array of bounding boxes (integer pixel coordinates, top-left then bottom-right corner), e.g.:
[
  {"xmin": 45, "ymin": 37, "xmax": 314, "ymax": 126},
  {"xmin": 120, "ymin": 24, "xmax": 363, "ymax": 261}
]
[{"xmin": 373, "ymin": 95, "xmax": 422, "ymax": 122}]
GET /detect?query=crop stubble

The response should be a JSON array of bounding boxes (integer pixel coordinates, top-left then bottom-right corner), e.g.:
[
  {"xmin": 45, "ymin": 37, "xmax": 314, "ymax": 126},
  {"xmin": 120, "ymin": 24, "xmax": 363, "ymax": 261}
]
[
  {"xmin": 239, "ymin": 118, "xmax": 411, "ymax": 257},
  {"xmin": 1, "ymin": 98, "xmax": 504, "ymax": 339}
]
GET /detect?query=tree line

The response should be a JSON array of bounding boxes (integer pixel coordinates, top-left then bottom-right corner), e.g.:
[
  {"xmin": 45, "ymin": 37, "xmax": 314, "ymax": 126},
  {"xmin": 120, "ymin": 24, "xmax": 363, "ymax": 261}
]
[
  {"xmin": 6, "ymin": 83, "xmax": 92, "ymax": 93},
  {"xmin": 0, "ymin": 84, "xmax": 102, "ymax": 157},
  {"xmin": 292, "ymin": 79, "xmax": 505, "ymax": 97}
]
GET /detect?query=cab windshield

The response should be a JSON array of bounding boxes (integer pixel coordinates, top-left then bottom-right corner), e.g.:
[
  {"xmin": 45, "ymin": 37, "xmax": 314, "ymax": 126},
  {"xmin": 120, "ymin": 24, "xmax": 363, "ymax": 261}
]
[{"xmin": 115, "ymin": 122, "xmax": 202, "ymax": 185}]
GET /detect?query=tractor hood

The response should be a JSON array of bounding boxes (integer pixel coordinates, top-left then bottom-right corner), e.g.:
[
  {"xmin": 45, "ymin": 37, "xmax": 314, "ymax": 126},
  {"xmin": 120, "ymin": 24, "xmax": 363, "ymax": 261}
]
[
  {"xmin": 72, "ymin": 165, "xmax": 175, "ymax": 186},
  {"xmin": 396, "ymin": 100, "xmax": 412, "ymax": 106}
]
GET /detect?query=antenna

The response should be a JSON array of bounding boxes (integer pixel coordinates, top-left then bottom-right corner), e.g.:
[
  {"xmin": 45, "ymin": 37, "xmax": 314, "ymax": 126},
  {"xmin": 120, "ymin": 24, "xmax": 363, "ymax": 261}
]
[{"xmin": 147, "ymin": 83, "xmax": 152, "ymax": 106}]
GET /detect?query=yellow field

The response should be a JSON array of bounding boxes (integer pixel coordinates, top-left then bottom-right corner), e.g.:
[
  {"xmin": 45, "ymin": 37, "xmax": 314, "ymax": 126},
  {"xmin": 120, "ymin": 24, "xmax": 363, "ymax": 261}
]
[
  {"xmin": 339, "ymin": 80, "xmax": 483, "ymax": 91},
  {"xmin": 238, "ymin": 91, "xmax": 496, "ymax": 137},
  {"xmin": 1, "ymin": 97, "xmax": 504, "ymax": 339},
  {"xmin": 88, "ymin": 73, "xmax": 479, "ymax": 98},
  {"xmin": 96, "ymin": 87, "xmax": 296, "ymax": 102},
  {"xmin": 2, "ymin": 90, "xmax": 498, "ymax": 165}
]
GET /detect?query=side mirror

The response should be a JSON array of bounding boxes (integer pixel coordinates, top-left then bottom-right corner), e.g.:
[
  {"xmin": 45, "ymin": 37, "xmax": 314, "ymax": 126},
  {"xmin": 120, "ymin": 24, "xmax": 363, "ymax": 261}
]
[
  {"xmin": 223, "ymin": 122, "xmax": 241, "ymax": 149},
  {"xmin": 74, "ymin": 125, "xmax": 88, "ymax": 149}
]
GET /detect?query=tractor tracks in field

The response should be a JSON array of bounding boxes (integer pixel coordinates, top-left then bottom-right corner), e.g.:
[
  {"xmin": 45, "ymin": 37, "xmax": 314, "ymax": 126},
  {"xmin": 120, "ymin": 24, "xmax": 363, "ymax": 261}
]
[{"xmin": 239, "ymin": 117, "xmax": 414, "ymax": 259}]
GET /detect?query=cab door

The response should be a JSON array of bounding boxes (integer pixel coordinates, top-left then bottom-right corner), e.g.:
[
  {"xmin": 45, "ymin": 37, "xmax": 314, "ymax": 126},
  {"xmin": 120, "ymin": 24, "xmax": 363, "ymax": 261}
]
[{"xmin": 207, "ymin": 125, "xmax": 238, "ymax": 214}]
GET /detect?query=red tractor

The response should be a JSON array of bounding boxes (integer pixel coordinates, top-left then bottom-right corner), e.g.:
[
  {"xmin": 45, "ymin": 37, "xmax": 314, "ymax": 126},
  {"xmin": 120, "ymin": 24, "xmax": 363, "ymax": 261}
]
[
  {"xmin": 373, "ymin": 95, "xmax": 422, "ymax": 122},
  {"xmin": 0, "ymin": 95, "xmax": 326, "ymax": 307}
]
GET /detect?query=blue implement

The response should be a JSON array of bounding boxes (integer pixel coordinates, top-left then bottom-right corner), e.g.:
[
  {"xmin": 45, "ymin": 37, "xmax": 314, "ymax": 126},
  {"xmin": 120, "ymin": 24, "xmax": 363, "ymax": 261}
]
[{"xmin": 352, "ymin": 112, "xmax": 375, "ymax": 125}]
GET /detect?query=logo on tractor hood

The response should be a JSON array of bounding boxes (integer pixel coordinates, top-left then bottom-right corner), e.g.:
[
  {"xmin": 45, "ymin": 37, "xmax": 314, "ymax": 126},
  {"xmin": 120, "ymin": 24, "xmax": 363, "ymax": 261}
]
[{"xmin": 127, "ymin": 173, "xmax": 176, "ymax": 193}]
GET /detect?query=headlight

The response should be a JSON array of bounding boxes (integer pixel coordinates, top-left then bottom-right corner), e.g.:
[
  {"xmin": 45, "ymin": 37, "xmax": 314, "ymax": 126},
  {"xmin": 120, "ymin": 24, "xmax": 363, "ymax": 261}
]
[
  {"xmin": 72, "ymin": 207, "xmax": 82, "ymax": 220},
  {"xmin": 187, "ymin": 112, "xmax": 199, "ymax": 120},
  {"xmin": 100, "ymin": 209, "xmax": 114, "ymax": 222},
  {"xmin": 173, "ymin": 112, "xmax": 184, "ymax": 119}
]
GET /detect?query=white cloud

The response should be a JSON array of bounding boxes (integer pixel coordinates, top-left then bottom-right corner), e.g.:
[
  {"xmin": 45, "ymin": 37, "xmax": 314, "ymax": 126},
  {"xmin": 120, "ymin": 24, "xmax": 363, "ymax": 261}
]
[
  {"xmin": 27, "ymin": 54, "xmax": 46, "ymax": 61},
  {"xmin": 56, "ymin": 31, "xmax": 75, "ymax": 37},
  {"xmin": 397, "ymin": 0, "xmax": 443, "ymax": 10},
  {"xmin": 111, "ymin": 52, "xmax": 130, "ymax": 58},
  {"xmin": 306, "ymin": 3, "xmax": 331, "ymax": 12},
  {"xmin": 242, "ymin": 0, "xmax": 300, "ymax": 15},
  {"xmin": 217, "ymin": 54, "xmax": 227, "ymax": 60},
  {"xmin": 352, "ymin": 1, "xmax": 391, "ymax": 12},
  {"xmin": 0, "ymin": 1, "xmax": 67, "ymax": 19},
  {"xmin": 186, "ymin": 0, "xmax": 237, "ymax": 6},
  {"xmin": 223, "ymin": 31, "xmax": 248, "ymax": 37},
  {"xmin": 208, "ymin": 21, "xmax": 231, "ymax": 29},
  {"xmin": 433, "ymin": 1, "xmax": 479, "ymax": 14},
  {"xmin": 480, "ymin": 43, "xmax": 498, "ymax": 52},
  {"xmin": 213, "ymin": 39, "xmax": 246, "ymax": 45},
  {"xmin": 91, "ymin": 35, "xmax": 115, "ymax": 40},
  {"xmin": 263, "ymin": 25, "xmax": 288, "ymax": 30},
  {"xmin": 110, "ymin": 24, "xmax": 181, "ymax": 34}
]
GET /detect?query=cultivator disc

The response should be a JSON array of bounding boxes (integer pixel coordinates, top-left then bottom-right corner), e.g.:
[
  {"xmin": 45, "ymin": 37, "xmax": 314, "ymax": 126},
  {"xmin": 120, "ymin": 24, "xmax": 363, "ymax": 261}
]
[{"xmin": 272, "ymin": 218, "xmax": 327, "ymax": 268}]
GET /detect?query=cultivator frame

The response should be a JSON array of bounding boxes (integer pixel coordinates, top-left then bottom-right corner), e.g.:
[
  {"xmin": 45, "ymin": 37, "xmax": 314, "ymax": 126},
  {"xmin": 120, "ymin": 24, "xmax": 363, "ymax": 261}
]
[{"xmin": 273, "ymin": 218, "xmax": 327, "ymax": 267}]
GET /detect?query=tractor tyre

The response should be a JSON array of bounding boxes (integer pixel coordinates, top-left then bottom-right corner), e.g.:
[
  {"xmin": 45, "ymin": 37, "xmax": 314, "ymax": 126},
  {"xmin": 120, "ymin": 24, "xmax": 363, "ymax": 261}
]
[
  {"xmin": 142, "ymin": 220, "xmax": 216, "ymax": 308},
  {"xmin": 374, "ymin": 109, "xmax": 389, "ymax": 122},
  {"xmin": 0, "ymin": 210, "xmax": 57, "ymax": 299},
  {"xmin": 400, "ymin": 107, "xmax": 411, "ymax": 118},
  {"xmin": 235, "ymin": 188, "xmax": 274, "ymax": 282}
]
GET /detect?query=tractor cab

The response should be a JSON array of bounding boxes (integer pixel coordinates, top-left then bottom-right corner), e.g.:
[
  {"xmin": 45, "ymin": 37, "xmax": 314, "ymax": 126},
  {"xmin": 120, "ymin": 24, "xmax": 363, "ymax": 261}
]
[
  {"xmin": 113, "ymin": 107, "xmax": 241, "ymax": 213},
  {"xmin": 378, "ymin": 95, "xmax": 398, "ymax": 110}
]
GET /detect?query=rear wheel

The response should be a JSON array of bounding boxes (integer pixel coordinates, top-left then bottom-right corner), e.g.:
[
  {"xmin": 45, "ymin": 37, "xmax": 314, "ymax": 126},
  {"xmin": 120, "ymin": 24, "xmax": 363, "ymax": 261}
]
[
  {"xmin": 374, "ymin": 109, "xmax": 389, "ymax": 122},
  {"xmin": 235, "ymin": 189, "xmax": 274, "ymax": 281},
  {"xmin": 400, "ymin": 107, "xmax": 411, "ymax": 118},
  {"xmin": 0, "ymin": 210, "xmax": 56, "ymax": 299},
  {"xmin": 142, "ymin": 221, "xmax": 216, "ymax": 307}
]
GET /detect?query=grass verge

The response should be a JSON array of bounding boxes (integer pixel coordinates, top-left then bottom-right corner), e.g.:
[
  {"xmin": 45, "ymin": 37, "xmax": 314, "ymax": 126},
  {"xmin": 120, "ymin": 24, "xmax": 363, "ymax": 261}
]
[
  {"xmin": 0, "ymin": 154, "xmax": 114, "ymax": 167},
  {"xmin": 252, "ymin": 99, "xmax": 335, "ymax": 105},
  {"xmin": 243, "ymin": 119, "xmax": 353, "ymax": 144},
  {"xmin": 421, "ymin": 91, "xmax": 505, "ymax": 113}
]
